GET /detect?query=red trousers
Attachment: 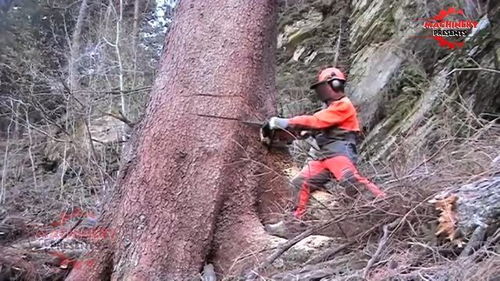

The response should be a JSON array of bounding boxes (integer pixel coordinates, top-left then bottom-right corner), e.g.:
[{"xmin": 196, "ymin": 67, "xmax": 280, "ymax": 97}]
[{"xmin": 291, "ymin": 155, "xmax": 385, "ymax": 218}]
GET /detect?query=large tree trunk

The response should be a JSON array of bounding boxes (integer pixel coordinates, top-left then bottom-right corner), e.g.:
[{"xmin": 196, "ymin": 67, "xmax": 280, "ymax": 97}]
[{"xmin": 67, "ymin": 1, "xmax": 290, "ymax": 280}]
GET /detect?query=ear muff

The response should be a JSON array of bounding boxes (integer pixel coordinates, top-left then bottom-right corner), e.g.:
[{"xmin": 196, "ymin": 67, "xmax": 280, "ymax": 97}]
[{"xmin": 330, "ymin": 79, "xmax": 344, "ymax": 91}]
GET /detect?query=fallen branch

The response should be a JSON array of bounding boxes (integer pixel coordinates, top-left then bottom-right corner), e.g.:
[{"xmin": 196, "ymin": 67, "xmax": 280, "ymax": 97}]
[
  {"xmin": 104, "ymin": 110, "xmax": 134, "ymax": 128},
  {"xmin": 407, "ymin": 140, "xmax": 451, "ymax": 175},
  {"xmin": 305, "ymin": 240, "xmax": 355, "ymax": 265},
  {"xmin": 363, "ymin": 218, "xmax": 401, "ymax": 278},
  {"xmin": 0, "ymin": 246, "xmax": 68, "ymax": 281},
  {"xmin": 244, "ymin": 216, "xmax": 345, "ymax": 281},
  {"xmin": 49, "ymin": 216, "xmax": 84, "ymax": 248},
  {"xmin": 271, "ymin": 256, "xmax": 352, "ymax": 281}
]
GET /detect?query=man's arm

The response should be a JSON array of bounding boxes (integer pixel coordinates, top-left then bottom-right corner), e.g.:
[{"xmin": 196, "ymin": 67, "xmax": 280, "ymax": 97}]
[{"xmin": 287, "ymin": 99, "xmax": 353, "ymax": 130}]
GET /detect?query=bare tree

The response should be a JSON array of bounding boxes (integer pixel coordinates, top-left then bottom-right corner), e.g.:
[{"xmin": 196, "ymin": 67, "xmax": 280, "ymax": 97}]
[
  {"xmin": 131, "ymin": 0, "xmax": 141, "ymax": 88},
  {"xmin": 68, "ymin": 0, "xmax": 89, "ymax": 92},
  {"xmin": 66, "ymin": 0, "xmax": 289, "ymax": 280}
]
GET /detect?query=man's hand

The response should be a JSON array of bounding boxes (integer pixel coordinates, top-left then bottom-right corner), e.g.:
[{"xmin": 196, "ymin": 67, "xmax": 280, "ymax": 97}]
[{"xmin": 268, "ymin": 117, "xmax": 289, "ymax": 130}]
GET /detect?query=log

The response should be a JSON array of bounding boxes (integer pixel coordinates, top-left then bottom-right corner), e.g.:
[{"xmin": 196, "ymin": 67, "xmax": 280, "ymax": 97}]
[{"xmin": 431, "ymin": 176, "xmax": 500, "ymax": 248}]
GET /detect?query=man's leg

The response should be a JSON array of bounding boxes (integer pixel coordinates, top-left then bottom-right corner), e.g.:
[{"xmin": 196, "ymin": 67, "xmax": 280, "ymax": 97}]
[
  {"xmin": 323, "ymin": 156, "xmax": 386, "ymax": 198},
  {"xmin": 291, "ymin": 160, "xmax": 331, "ymax": 218}
]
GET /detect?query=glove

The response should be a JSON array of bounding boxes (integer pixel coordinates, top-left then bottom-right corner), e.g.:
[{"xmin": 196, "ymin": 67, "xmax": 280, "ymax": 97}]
[
  {"xmin": 268, "ymin": 117, "xmax": 289, "ymax": 130},
  {"xmin": 299, "ymin": 130, "xmax": 313, "ymax": 138}
]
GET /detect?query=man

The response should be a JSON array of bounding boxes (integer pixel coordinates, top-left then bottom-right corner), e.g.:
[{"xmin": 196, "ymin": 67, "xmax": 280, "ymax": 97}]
[{"xmin": 268, "ymin": 67, "xmax": 386, "ymax": 219}]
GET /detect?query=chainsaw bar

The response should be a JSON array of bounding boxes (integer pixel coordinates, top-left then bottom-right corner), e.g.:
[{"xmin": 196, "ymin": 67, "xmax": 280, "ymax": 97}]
[{"xmin": 196, "ymin": 113, "xmax": 296, "ymax": 149}]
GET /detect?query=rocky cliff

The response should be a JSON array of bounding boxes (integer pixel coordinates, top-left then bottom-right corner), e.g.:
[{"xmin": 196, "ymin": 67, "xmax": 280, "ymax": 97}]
[{"xmin": 277, "ymin": 0, "xmax": 499, "ymax": 163}]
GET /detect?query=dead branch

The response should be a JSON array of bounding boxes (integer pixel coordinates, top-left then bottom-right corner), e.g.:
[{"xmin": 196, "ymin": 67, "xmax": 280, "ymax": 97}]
[
  {"xmin": 363, "ymin": 218, "xmax": 402, "ymax": 278},
  {"xmin": 407, "ymin": 140, "xmax": 451, "ymax": 175},
  {"xmin": 447, "ymin": 67, "xmax": 500, "ymax": 76},
  {"xmin": 49, "ymin": 216, "xmax": 84, "ymax": 248},
  {"xmin": 104, "ymin": 110, "xmax": 134, "ymax": 127},
  {"xmin": 244, "ymin": 216, "xmax": 345, "ymax": 281},
  {"xmin": 305, "ymin": 240, "xmax": 356, "ymax": 265},
  {"xmin": 271, "ymin": 255, "xmax": 354, "ymax": 281}
]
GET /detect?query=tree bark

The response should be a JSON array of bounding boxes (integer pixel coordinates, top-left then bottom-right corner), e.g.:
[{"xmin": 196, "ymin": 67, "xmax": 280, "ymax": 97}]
[{"xmin": 66, "ymin": 1, "xmax": 289, "ymax": 280}]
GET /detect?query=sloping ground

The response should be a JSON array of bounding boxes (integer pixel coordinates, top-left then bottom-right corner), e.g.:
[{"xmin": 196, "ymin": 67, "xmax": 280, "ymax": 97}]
[
  {"xmin": 0, "ymin": 117, "xmax": 121, "ymax": 229},
  {"xmin": 265, "ymin": 0, "xmax": 500, "ymax": 280},
  {"xmin": 0, "ymin": 119, "xmax": 121, "ymax": 280},
  {"xmin": 253, "ymin": 124, "xmax": 499, "ymax": 281}
]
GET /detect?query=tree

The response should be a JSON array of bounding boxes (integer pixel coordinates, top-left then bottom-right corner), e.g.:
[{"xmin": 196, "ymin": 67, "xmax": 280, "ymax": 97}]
[
  {"xmin": 68, "ymin": 0, "xmax": 89, "ymax": 93},
  {"xmin": 66, "ymin": 0, "xmax": 289, "ymax": 280}
]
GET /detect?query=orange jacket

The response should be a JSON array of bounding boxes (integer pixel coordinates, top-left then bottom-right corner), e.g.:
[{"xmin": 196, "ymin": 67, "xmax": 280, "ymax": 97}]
[{"xmin": 288, "ymin": 97, "xmax": 360, "ymax": 132}]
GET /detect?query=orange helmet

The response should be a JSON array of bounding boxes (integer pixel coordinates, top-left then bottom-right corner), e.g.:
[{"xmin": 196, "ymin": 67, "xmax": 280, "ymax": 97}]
[
  {"xmin": 310, "ymin": 67, "xmax": 346, "ymax": 102},
  {"xmin": 318, "ymin": 67, "xmax": 346, "ymax": 82}
]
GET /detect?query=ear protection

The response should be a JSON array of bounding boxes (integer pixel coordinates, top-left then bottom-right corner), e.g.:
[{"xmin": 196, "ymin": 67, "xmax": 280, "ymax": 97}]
[{"xmin": 329, "ymin": 79, "xmax": 344, "ymax": 92}]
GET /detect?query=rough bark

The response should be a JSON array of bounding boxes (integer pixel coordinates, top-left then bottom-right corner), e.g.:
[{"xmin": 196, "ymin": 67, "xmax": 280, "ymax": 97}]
[{"xmin": 67, "ymin": 1, "xmax": 289, "ymax": 280}]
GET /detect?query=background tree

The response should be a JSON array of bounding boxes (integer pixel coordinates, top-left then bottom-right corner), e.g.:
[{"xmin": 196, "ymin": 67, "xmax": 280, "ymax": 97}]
[
  {"xmin": 0, "ymin": 0, "xmax": 171, "ymax": 213},
  {"xmin": 66, "ymin": 0, "xmax": 289, "ymax": 280}
]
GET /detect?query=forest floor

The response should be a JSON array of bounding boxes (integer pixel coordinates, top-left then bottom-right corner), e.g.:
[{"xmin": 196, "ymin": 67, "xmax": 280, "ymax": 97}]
[
  {"xmin": 248, "ymin": 122, "xmax": 500, "ymax": 281},
  {"xmin": 0, "ymin": 117, "xmax": 499, "ymax": 281}
]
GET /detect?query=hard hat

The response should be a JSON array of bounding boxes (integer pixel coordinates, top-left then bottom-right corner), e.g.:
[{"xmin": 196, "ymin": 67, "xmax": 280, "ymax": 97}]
[{"xmin": 318, "ymin": 67, "xmax": 346, "ymax": 83}]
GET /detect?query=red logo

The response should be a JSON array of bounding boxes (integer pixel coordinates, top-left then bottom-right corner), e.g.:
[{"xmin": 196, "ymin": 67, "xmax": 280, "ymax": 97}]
[
  {"xmin": 422, "ymin": 7, "xmax": 478, "ymax": 49},
  {"xmin": 33, "ymin": 208, "xmax": 115, "ymax": 270}
]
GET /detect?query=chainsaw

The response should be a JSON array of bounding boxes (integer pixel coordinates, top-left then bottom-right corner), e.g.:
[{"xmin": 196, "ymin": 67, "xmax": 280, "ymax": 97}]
[{"xmin": 197, "ymin": 114, "xmax": 299, "ymax": 150}]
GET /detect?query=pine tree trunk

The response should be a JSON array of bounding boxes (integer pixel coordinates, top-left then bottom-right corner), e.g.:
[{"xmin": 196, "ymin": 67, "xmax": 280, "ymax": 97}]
[{"xmin": 66, "ymin": 1, "xmax": 289, "ymax": 280}]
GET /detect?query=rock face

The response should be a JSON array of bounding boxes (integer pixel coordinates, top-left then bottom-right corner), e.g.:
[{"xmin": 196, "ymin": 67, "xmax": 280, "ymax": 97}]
[
  {"xmin": 278, "ymin": 10, "xmax": 323, "ymax": 50},
  {"xmin": 277, "ymin": 0, "xmax": 500, "ymax": 164},
  {"xmin": 276, "ymin": 0, "xmax": 351, "ymax": 118},
  {"xmin": 348, "ymin": 43, "xmax": 403, "ymax": 128}
]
